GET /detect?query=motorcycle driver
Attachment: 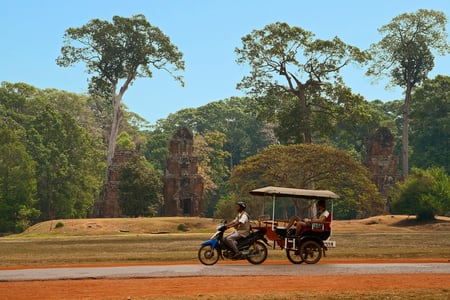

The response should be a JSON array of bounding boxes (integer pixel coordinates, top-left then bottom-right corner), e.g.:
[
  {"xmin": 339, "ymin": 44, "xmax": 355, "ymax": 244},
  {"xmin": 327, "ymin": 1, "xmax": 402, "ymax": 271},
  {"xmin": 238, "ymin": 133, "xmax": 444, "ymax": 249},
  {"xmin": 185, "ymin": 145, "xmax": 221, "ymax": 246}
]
[{"xmin": 225, "ymin": 201, "xmax": 251, "ymax": 258}]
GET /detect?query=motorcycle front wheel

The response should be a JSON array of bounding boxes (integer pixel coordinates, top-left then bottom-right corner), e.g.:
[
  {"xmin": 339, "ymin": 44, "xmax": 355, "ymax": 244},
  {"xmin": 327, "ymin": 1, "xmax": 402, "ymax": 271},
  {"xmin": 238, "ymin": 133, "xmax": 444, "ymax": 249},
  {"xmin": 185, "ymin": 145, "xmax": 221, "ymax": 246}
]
[
  {"xmin": 198, "ymin": 244, "xmax": 220, "ymax": 265},
  {"xmin": 246, "ymin": 241, "xmax": 268, "ymax": 265}
]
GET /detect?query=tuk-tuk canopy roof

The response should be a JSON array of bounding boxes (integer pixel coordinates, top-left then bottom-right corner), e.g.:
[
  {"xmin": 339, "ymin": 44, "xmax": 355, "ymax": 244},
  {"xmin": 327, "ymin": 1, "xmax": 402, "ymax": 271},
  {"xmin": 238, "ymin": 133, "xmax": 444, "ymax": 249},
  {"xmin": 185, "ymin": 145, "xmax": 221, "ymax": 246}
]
[{"xmin": 250, "ymin": 186, "xmax": 339, "ymax": 200}]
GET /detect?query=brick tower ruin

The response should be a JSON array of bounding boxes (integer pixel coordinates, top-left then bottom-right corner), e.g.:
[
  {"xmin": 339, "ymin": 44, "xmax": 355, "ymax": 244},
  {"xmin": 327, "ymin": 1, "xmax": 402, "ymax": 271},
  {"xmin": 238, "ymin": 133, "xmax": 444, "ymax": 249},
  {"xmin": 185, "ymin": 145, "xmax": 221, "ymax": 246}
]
[
  {"xmin": 163, "ymin": 127, "xmax": 203, "ymax": 216},
  {"xmin": 93, "ymin": 150, "xmax": 133, "ymax": 217},
  {"xmin": 364, "ymin": 127, "xmax": 402, "ymax": 204}
]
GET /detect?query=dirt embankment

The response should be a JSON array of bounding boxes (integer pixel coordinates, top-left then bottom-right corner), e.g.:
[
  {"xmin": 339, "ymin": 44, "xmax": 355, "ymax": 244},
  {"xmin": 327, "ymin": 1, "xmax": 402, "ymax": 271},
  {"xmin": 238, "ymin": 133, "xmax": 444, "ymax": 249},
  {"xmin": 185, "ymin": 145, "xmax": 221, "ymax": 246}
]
[{"xmin": 21, "ymin": 215, "xmax": 450, "ymax": 235}]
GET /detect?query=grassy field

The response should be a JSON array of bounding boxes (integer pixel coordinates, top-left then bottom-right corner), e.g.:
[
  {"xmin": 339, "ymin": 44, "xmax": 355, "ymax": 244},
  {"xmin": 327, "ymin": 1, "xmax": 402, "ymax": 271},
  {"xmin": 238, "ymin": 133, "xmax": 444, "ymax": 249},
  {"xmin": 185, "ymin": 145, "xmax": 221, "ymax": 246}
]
[
  {"xmin": 0, "ymin": 215, "xmax": 449, "ymax": 266},
  {"xmin": 1, "ymin": 216, "xmax": 449, "ymax": 299}
]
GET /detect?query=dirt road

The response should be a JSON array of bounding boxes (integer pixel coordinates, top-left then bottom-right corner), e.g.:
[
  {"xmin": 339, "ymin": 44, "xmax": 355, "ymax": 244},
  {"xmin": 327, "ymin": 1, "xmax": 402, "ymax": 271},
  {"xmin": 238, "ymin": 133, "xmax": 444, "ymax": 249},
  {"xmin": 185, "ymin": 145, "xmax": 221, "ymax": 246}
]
[{"xmin": 1, "ymin": 260, "xmax": 449, "ymax": 299}]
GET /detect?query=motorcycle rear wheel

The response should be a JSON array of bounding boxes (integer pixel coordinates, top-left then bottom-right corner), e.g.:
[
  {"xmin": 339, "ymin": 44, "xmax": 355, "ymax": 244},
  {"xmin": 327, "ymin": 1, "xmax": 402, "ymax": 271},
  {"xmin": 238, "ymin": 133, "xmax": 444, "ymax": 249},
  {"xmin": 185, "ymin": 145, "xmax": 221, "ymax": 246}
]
[
  {"xmin": 246, "ymin": 241, "xmax": 268, "ymax": 265},
  {"xmin": 198, "ymin": 245, "xmax": 220, "ymax": 265}
]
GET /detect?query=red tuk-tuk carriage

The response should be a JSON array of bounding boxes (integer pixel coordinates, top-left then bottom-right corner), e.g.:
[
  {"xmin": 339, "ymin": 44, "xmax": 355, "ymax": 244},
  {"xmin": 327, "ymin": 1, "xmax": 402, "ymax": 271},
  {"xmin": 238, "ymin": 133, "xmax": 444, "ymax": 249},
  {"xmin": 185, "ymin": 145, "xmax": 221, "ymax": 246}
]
[{"xmin": 250, "ymin": 186, "xmax": 338, "ymax": 264}]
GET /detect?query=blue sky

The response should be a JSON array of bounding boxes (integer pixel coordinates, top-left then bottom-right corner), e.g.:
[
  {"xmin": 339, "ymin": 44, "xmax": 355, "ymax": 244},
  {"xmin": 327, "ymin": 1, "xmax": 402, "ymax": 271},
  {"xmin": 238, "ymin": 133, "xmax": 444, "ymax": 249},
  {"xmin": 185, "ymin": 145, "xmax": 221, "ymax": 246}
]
[{"xmin": 2, "ymin": 1, "xmax": 450, "ymax": 125}]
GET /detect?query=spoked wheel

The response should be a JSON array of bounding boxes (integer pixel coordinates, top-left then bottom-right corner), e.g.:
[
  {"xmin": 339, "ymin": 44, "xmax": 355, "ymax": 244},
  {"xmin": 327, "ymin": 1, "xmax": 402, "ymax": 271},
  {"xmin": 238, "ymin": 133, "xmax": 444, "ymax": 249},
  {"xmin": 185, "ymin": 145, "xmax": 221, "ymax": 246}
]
[
  {"xmin": 198, "ymin": 245, "xmax": 220, "ymax": 265},
  {"xmin": 246, "ymin": 241, "xmax": 268, "ymax": 265},
  {"xmin": 300, "ymin": 240, "xmax": 322, "ymax": 264},
  {"xmin": 286, "ymin": 248, "xmax": 303, "ymax": 264}
]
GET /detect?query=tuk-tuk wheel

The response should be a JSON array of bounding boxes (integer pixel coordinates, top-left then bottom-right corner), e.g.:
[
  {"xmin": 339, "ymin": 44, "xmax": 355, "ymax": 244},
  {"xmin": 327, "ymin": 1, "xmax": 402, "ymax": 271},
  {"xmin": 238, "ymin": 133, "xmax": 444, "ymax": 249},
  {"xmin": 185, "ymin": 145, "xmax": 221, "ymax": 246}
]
[
  {"xmin": 286, "ymin": 248, "xmax": 304, "ymax": 264},
  {"xmin": 300, "ymin": 240, "xmax": 322, "ymax": 264}
]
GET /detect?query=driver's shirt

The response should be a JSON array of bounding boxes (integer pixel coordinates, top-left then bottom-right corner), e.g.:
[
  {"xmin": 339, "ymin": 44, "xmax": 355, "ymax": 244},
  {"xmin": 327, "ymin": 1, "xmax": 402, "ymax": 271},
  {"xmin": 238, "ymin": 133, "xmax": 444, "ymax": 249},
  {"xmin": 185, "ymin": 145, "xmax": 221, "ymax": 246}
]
[
  {"xmin": 234, "ymin": 211, "xmax": 250, "ymax": 237},
  {"xmin": 319, "ymin": 210, "xmax": 330, "ymax": 220},
  {"xmin": 312, "ymin": 209, "xmax": 330, "ymax": 231}
]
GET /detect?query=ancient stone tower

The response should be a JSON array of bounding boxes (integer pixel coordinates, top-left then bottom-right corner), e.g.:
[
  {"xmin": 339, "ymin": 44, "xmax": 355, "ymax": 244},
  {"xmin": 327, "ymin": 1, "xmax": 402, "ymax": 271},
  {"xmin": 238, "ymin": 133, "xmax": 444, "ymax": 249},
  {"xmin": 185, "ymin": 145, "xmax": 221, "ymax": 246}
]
[
  {"xmin": 163, "ymin": 127, "xmax": 203, "ymax": 216},
  {"xmin": 93, "ymin": 150, "xmax": 133, "ymax": 217},
  {"xmin": 364, "ymin": 127, "xmax": 402, "ymax": 202}
]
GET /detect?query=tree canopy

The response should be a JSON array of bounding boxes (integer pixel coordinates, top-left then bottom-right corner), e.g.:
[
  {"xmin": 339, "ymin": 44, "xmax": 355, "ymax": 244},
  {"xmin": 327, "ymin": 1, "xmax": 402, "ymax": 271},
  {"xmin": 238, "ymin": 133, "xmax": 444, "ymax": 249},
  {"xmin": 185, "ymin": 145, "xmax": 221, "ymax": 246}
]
[
  {"xmin": 367, "ymin": 9, "xmax": 450, "ymax": 179},
  {"xmin": 119, "ymin": 153, "xmax": 163, "ymax": 217},
  {"xmin": 228, "ymin": 144, "xmax": 382, "ymax": 219},
  {"xmin": 56, "ymin": 15, "xmax": 185, "ymax": 216},
  {"xmin": 0, "ymin": 128, "xmax": 39, "ymax": 232},
  {"xmin": 235, "ymin": 22, "xmax": 369, "ymax": 143},
  {"xmin": 410, "ymin": 75, "xmax": 450, "ymax": 173},
  {"xmin": 0, "ymin": 82, "xmax": 104, "ymax": 229}
]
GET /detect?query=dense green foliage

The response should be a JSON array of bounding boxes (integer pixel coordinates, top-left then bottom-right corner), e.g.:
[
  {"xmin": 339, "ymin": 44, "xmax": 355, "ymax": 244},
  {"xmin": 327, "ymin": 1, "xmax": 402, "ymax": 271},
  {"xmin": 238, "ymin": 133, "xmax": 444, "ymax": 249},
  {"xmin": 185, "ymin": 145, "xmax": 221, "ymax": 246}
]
[
  {"xmin": 227, "ymin": 144, "xmax": 383, "ymax": 220},
  {"xmin": 410, "ymin": 75, "xmax": 450, "ymax": 173},
  {"xmin": 0, "ymin": 83, "xmax": 105, "ymax": 231},
  {"xmin": 1, "ymin": 10, "xmax": 449, "ymax": 233},
  {"xmin": 0, "ymin": 128, "xmax": 39, "ymax": 232},
  {"xmin": 235, "ymin": 22, "xmax": 369, "ymax": 144},
  {"xmin": 29, "ymin": 105, "xmax": 103, "ymax": 220},
  {"xmin": 2, "ymin": 74, "xmax": 449, "ymax": 231},
  {"xmin": 119, "ymin": 153, "xmax": 163, "ymax": 217},
  {"xmin": 391, "ymin": 167, "xmax": 450, "ymax": 220}
]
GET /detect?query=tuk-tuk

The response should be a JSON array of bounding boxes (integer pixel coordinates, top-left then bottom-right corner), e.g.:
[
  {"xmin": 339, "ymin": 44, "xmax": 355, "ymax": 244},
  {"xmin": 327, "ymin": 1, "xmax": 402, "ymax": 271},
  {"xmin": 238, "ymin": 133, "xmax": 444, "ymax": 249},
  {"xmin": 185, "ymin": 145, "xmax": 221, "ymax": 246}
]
[{"xmin": 250, "ymin": 186, "xmax": 338, "ymax": 264}]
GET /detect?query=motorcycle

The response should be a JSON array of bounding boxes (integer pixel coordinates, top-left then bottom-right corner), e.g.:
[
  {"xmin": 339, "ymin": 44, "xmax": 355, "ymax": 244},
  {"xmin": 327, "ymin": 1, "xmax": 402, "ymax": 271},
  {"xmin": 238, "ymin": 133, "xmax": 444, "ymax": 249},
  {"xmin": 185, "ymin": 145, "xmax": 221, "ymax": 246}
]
[{"xmin": 198, "ymin": 222, "xmax": 269, "ymax": 265}]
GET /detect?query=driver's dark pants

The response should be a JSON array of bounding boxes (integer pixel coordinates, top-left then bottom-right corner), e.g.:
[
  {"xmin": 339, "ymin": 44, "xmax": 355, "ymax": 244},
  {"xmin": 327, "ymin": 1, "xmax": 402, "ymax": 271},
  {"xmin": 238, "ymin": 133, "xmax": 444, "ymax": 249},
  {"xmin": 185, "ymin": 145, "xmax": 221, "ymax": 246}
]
[{"xmin": 225, "ymin": 231, "xmax": 242, "ymax": 254}]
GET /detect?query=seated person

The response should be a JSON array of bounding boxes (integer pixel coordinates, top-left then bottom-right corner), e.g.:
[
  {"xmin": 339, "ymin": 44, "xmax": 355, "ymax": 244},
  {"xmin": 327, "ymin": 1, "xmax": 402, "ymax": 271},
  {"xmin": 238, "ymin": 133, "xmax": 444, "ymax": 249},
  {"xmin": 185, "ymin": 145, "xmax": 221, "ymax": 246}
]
[
  {"xmin": 285, "ymin": 199, "xmax": 330, "ymax": 237},
  {"xmin": 225, "ymin": 201, "xmax": 250, "ymax": 258}
]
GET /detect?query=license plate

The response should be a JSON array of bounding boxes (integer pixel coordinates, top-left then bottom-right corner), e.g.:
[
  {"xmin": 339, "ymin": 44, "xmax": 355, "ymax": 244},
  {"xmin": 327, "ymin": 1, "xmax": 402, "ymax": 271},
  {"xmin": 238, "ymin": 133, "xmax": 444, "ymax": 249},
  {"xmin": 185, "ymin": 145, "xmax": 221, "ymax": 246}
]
[{"xmin": 323, "ymin": 240, "xmax": 336, "ymax": 248}]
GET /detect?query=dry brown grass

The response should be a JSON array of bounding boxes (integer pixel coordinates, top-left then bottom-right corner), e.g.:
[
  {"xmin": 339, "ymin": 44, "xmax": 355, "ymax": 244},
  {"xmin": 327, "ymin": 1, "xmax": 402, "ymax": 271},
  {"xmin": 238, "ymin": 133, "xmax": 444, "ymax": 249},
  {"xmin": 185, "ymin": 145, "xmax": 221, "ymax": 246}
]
[
  {"xmin": 21, "ymin": 214, "xmax": 450, "ymax": 236},
  {"xmin": 0, "ymin": 215, "xmax": 448, "ymax": 267},
  {"xmin": 333, "ymin": 214, "xmax": 450, "ymax": 233},
  {"xmin": 22, "ymin": 216, "xmax": 217, "ymax": 235}
]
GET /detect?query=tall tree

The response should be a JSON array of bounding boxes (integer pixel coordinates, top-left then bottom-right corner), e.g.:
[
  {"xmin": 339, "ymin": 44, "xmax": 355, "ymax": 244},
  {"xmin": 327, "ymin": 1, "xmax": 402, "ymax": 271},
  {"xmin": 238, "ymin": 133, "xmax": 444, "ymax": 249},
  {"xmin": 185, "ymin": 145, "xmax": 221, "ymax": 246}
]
[
  {"xmin": 56, "ymin": 15, "xmax": 184, "ymax": 214},
  {"xmin": 410, "ymin": 75, "xmax": 450, "ymax": 173},
  {"xmin": 366, "ymin": 9, "xmax": 450, "ymax": 179},
  {"xmin": 235, "ymin": 22, "xmax": 368, "ymax": 143}
]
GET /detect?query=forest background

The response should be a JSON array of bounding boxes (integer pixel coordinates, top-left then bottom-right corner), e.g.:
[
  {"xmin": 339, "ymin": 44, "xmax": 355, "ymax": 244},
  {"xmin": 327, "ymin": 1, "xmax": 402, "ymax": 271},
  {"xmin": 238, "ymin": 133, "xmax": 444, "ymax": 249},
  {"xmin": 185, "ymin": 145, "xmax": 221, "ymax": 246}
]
[{"xmin": 0, "ymin": 8, "xmax": 449, "ymax": 234}]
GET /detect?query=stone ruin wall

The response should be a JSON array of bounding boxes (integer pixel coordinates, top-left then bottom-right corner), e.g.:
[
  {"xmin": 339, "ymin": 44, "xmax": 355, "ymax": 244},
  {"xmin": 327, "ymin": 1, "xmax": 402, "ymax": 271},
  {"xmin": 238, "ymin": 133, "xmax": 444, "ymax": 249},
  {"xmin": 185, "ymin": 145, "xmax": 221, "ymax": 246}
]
[
  {"xmin": 163, "ymin": 127, "xmax": 203, "ymax": 216},
  {"xmin": 93, "ymin": 150, "xmax": 133, "ymax": 218},
  {"xmin": 364, "ymin": 127, "xmax": 402, "ymax": 210}
]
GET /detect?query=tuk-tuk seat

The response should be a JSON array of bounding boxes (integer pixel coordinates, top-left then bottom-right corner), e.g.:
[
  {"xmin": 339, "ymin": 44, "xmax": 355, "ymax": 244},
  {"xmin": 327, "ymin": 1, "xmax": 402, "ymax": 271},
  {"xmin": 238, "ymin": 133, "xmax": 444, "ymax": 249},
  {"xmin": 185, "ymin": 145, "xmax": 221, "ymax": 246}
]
[
  {"xmin": 301, "ymin": 212, "xmax": 333, "ymax": 240},
  {"xmin": 311, "ymin": 212, "xmax": 332, "ymax": 232}
]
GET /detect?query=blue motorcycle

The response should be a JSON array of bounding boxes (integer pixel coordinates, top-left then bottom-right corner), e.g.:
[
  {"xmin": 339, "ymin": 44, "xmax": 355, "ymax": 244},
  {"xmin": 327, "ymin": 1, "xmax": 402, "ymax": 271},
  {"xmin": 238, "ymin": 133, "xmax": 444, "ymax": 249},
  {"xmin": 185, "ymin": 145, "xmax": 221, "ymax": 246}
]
[{"xmin": 198, "ymin": 222, "xmax": 269, "ymax": 265}]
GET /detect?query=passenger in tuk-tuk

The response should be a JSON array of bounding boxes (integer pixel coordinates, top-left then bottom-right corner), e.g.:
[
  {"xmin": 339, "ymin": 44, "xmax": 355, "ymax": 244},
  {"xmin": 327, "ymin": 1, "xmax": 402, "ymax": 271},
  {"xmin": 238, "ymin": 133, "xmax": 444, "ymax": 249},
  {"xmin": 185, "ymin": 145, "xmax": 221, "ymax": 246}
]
[{"xmin": 285, "ymin": 199, "xmax": 330, "ymax": 237}]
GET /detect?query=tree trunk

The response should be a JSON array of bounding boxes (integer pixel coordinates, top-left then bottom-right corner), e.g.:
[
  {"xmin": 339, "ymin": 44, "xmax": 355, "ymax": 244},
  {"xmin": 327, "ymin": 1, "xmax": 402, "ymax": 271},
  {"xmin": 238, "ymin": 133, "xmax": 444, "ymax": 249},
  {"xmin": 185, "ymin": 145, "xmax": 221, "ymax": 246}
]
[
  {"xmin": 94, "ymin": 77, "xmax": 133, "ymax": 217},
  {"xmin": 402, "ymin": 84, "xmax": 412, "ymax": 180},
  {"xmin": 298, "ymin": 86, "xmax": 312, "ymax": 143},
  {"xmin": 105, "ymin": 92, "xmax": 122, "ymax": 183}
]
